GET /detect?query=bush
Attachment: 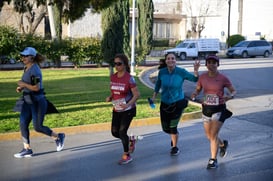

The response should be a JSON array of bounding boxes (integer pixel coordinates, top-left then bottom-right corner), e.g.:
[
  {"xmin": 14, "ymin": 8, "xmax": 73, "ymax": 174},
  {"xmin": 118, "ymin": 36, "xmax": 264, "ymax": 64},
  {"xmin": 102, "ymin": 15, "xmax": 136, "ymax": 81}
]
[
  {"xmin": 0, "ymin": 26, "xmax": 20, "ymax": 59},
  {"xmin": 227, "ymin": 34, "xmax": 245, "ymax": 47},
  {"xmin": 0, "ymin": 25, "xmax": 103, "ymax": 67},
  {"xmin": 152, "ymin": 39, "xmax": 169, "ymax": 47}
]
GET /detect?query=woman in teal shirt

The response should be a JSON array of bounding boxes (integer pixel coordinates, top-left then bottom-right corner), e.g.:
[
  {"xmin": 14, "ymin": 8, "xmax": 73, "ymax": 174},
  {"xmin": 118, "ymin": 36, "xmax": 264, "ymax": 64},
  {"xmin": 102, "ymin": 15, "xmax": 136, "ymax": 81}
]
[{"xmin": 151, "ymin": 52, "xmax": 200, "ymax": 156}]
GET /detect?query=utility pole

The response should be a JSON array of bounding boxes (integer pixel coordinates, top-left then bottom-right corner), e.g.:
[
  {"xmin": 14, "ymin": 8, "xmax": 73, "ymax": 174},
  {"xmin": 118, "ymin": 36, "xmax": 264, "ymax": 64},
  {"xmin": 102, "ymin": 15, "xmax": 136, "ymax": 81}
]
[
  {"xmin": 47, "ymin": 0, "xmax": 57, "ymax": 40},
  {"xmin": 227, "ymin": 0, "xmax": 231, "ymax": 48},
  {"xmin": 130, "ymin": 0, "xmax": 136, "ymax": 76}
]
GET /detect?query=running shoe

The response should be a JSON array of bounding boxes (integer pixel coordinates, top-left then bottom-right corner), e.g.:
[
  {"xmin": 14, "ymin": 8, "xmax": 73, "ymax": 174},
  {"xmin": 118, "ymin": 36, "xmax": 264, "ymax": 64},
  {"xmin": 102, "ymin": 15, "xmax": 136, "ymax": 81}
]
[
  {"xmin": 207, "ymin": 158, "xmax": 218, "ymax": 169},
  {"xmin": 170, "ymin": 147, "xmax": 180, "ymax": 156},
  {"xmin": 14, "ymin": 148, "xmax": 33, "ymax": 158},
  {"xmin": 56, "ymin": 133, "xmax": 65, "ymax": 151},
  {"xmin": 219, "ymin": 140, "xmax": 228, "ymax": 158},
  {"xmin": 129, "ymin": 136, "xmax": 136, "ymax": 153},
  {"xmin": 118, "ymin": 154, "xmax": 133, "ymax": 165}
]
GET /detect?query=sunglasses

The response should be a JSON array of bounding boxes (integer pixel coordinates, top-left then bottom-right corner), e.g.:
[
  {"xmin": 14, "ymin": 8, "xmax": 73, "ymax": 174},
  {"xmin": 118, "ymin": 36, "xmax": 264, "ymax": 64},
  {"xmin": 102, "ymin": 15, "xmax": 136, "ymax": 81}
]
[
  {"xmin": 21, "ymin": 55, "xmax": 30, "ymax": 58},
  {"xmin": 114, "ymin": 62, "xmax": 123, "ymax": 66}
]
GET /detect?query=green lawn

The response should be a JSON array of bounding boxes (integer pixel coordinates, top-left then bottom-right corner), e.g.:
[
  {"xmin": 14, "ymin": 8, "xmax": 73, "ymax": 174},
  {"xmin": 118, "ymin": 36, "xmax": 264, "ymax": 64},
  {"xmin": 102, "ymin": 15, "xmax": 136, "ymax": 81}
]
[{"xmin": 0, "ymin": 68, "xmax": 200, "ymax": 133}]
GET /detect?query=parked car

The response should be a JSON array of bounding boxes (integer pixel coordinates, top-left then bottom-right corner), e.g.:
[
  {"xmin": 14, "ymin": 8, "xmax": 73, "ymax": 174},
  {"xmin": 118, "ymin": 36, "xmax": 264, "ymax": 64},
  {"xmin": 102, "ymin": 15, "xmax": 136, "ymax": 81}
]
[{"xmin": 226, "ymin": 40, "xmax": 272, "ymax": 58}]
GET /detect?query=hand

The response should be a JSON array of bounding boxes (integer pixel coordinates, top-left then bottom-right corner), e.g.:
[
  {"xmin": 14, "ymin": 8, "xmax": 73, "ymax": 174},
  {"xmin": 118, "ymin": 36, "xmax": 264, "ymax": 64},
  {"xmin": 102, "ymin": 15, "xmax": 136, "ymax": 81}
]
[
  {"xmin": 224, "ymin": 95, "xmax": 233, "ymax": 102},
  {"xmin": 106, "ymin": 96, "xmax": 112, "ymax": 102},
  {"xmin": 191, "ymin": 93, "xmax": 197, "ymax": 101},
  {"xmin": 16, "ymin": 87, "xmax": 22, "ymax": 93},
  {"xmin": 193, "ymin": 60, "xmax": 200, "ymax": 72}
]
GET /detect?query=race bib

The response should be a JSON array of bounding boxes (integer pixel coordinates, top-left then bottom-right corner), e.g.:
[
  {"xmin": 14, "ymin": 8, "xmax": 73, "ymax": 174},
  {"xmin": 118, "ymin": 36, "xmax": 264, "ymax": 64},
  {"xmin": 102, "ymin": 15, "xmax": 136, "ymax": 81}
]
[
  {"xmin": 204, "ymin": 94, "xmax": 219, "ymax": 105},
  {"xmin": 112, "ymin": 98, "xmax": 126, "ymax": 111}
]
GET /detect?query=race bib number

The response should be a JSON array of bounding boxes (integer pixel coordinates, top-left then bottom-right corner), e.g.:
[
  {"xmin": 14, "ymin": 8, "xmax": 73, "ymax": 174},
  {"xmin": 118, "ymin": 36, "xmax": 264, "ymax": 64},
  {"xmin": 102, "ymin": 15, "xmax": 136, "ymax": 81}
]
[
  {"xmin": 204, "ymin": 94, "xmax": 219, "ymax": 105},
  {"xmin": 112, "ymin": 98, "xmax": 126, "ymax": 111}
]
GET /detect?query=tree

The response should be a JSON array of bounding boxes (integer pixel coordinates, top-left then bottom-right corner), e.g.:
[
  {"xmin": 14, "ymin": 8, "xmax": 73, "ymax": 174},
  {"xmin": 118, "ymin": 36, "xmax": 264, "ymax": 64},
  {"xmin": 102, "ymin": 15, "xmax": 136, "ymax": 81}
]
[
  {"xmin": 11, "ymin": 0, "xmax": 47, "ymax": 35},
  {"xmin": 136, "ymin": 0, "xmax": 153, "ymax": 63},
  {"xmin": 183, "ymin": 0, "xmax": 225, "ymax": 38},
  {"xmin": 122, "ymin": 0, "xmax": 130, "ymax": 58},
  {"xmin": 0, "ymin": 0, "xmax": 11, "ymax": 11},
  {"xmin": 101, "ymin": 0, "xmax": 125, "ymax": 69}
]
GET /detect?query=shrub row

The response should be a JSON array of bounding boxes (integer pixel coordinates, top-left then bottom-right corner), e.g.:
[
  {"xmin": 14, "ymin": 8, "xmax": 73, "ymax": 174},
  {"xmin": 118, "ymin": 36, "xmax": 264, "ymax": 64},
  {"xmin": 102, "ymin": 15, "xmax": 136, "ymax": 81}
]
[{"xmin": 0, "ymin": 25, "xmax": 102, "ymax": 67}]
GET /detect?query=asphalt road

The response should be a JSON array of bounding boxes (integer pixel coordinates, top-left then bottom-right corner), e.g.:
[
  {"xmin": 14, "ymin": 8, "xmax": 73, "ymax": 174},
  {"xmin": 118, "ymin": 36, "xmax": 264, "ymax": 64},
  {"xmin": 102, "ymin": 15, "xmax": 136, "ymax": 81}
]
[{"xmin": 0, "ymin": 57, "xmax": 273, "ymax": 181}]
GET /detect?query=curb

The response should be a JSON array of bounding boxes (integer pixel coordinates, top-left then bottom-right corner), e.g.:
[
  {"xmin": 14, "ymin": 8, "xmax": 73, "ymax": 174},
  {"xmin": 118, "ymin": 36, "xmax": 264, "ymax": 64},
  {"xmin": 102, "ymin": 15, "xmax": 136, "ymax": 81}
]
[{"xmin": 0, "ymin": 111, "xmax": 202, "ymax": 142}]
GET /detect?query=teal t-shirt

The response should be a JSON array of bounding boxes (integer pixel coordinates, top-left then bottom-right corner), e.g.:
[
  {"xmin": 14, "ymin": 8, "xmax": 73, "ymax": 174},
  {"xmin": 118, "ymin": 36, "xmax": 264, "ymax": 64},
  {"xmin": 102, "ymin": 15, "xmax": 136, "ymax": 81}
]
[{"xmin": 154, "ymin": 66, "xmax": 198, "ymax": 104}]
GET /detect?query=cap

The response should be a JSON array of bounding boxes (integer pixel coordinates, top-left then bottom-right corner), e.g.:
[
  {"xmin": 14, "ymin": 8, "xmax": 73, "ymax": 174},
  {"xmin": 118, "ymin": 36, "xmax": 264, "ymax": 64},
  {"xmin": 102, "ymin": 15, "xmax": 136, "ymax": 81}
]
[
  {"xmin": 20, "ymin": 47, "xmax": 37, "ymax": 57},
  {"xmin": 205, "ymin": 54, "xmax": 219, "ymax": 65}
]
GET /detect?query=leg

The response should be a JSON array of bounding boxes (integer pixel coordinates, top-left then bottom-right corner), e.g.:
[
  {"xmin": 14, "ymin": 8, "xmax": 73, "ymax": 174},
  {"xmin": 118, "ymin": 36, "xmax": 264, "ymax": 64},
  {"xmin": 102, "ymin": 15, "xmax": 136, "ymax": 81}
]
[
  {"xmin": 119, "ymin": 109, "xmax": 135, "ymax": 153},
  {"xmin": 111, "ymin": 111, "xmax": 121, "ymax": 139},
  {"xmin": 19, "ymin": 103, "xmax": 32, "ymax": 148},
  {"xmin": 203, "ymin": 119, "xmax": 223, "ymax": 159},
  {"xmin": 32, "ymin": 99, "xmax": 53, "ymax": 137},
  {"xmin": 14, "ymin": 103, "xmax": 34, "ymax": 158}
]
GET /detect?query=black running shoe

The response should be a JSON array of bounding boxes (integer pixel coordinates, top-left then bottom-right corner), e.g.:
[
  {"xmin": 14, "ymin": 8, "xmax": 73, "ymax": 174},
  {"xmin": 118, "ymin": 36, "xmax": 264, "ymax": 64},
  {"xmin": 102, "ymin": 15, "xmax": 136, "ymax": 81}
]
[
  {"xmin": 56, "ymin": 133, "xmax": 65, "ymax": 151},
  {"xmin": 14, "ymin": 148, "xmax": 33, "ymax": 158},
  {"xmin": 207, "ymin": 158, "xmax": 218, "ymax": 169},
  {"xmin": 170, "ymin": 147, "xmax": 180, "ymax": 156},
  {"xmin": 219, "ymin": 140, "xmax": 228, "ymax": 158}
]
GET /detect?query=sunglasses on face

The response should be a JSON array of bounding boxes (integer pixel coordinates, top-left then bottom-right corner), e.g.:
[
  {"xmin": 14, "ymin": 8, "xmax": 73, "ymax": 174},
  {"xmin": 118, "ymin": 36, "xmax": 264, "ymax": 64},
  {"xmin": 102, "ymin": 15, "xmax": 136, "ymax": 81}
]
[
  {"xmin": 114, "ymin": 62, "xmax": 123, "ymax": 66},
  {"xmin": 21, "ymin": 55, "xmax": 30, "ymax": 58}
]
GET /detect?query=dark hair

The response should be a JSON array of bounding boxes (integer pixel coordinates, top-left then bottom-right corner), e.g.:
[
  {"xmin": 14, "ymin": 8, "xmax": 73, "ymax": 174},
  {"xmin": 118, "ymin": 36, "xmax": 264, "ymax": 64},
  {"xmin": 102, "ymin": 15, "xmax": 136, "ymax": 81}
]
[
  {"xmin": 114, "ymin": 54, "xmax": 130, "ymax": 73},
  {"xmin": 158, "ymin": 58, "xmax": 167, "ymax": 69},
  {"xmin": 205, "ymin": 54, "xmax": 220, "ymax": 66},
  {"xmin": 164, "ymin": 52, "xmax": 176, "ymax": 60},
  {"xmin": 30, "ymin": 53, "xmax": 45, "ymax": 67}
]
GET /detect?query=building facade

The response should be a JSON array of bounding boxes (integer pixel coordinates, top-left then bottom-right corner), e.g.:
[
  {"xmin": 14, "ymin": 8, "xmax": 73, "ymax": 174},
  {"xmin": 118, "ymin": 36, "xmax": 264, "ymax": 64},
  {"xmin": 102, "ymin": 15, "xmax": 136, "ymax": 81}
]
[{"xmin": 1, "ymin": 0, "xmax": 273, "ymax": 43}]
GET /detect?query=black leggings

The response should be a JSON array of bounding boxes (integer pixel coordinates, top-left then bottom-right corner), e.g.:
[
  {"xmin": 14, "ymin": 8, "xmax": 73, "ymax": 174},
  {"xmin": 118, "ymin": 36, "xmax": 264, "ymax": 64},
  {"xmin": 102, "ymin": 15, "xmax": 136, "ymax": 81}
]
[
  {"xmin": 160, "ymin": 99, "xmax": 188, "ymax": 134},
  {"xmin": 111, "ymin": 107, "xmax": 136, "ymax": 152}
]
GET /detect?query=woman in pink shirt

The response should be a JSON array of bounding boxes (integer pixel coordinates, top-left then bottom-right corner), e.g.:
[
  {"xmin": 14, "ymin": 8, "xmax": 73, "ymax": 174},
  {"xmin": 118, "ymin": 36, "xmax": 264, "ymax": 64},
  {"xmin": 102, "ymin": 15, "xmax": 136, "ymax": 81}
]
[{"xmin": 191, "ymin": 55, "xmax": 236, "ymax": 169}]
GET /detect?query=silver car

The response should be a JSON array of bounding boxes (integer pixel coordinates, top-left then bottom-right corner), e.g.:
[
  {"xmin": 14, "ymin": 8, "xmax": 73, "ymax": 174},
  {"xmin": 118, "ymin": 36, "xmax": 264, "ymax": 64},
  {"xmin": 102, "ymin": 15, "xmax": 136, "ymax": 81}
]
[{"xmin": 226, "ymin": 40, "xmax": 272, "ymax": 58}]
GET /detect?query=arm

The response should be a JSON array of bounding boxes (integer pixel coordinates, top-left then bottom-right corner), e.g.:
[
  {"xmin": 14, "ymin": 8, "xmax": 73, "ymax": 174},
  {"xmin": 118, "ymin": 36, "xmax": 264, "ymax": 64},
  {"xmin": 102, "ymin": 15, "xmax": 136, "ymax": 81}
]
[
  {"xmin": 17, "ymin": 80, "xmax": 40, "ymax": 92},
  {"xmin": 224, "ymin": 85, "xmax": 236, "ymax": 102},
  {"xmin": 121, "ymin": 86, "xmax": 140, "ymax": 109},
  {"xmin": 191, "ymin": 84, "xmax": 202, "ymax": 101}
]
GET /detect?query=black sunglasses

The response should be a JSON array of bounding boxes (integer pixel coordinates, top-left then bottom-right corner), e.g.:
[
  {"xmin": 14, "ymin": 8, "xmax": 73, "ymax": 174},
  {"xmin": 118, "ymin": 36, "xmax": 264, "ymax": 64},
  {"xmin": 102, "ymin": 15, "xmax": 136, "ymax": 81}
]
[
  {"xmin": 21, "ymin": 55, "xmax": 30, "ymax": 58},
  {"xmin": 114, "ymin": 62, "xmax": 123, "ymax": 66}
]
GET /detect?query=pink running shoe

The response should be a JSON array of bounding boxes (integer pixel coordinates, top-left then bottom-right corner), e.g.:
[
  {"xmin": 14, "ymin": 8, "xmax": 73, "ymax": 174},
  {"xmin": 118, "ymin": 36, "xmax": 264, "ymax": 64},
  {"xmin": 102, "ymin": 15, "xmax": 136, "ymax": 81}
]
[{"xmin": 118, "ymin": 154, "xmax": 133, "ymax": 165}]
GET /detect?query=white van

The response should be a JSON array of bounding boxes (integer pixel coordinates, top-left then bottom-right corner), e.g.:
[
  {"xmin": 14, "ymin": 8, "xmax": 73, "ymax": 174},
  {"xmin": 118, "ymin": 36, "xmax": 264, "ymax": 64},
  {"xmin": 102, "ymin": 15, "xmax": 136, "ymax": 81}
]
[{"xmin": 164, "ymin": 38, "xmax": 220, "ymax": 60}]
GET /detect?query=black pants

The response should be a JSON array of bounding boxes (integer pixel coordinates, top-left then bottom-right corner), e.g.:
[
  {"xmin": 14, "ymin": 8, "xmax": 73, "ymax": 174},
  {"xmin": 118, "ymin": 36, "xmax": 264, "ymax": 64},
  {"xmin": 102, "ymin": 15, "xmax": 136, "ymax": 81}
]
[{"xmin": 111, "ymin": 107, "xmax": 136, "ymax": 152}]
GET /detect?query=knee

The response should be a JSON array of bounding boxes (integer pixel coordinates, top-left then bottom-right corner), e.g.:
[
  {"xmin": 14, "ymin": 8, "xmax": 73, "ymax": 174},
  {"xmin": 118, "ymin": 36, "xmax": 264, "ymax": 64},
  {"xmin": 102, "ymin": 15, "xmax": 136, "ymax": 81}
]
[
  {"xmin": 33, "ymin": 125, "xmax": 43, "ymax": 133},
  {"xmin": 169, "ymin": 127, "xmax": 178, "ymax": 134},
  {"xmin": 111, "ymin": 129, "xmax": 119, "ymax": 138}
]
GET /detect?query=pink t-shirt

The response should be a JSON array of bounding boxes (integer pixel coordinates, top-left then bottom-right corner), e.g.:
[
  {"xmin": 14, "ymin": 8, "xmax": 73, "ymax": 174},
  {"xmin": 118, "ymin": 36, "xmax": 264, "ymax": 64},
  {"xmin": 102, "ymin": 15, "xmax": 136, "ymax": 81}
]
[
  {"xmin": 197, "ymin": 72, "xmax": 232, "ymax": 105},
  {"xmin": 110, "ymin": 72, "xmax": 136, "ymax": 111}
]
